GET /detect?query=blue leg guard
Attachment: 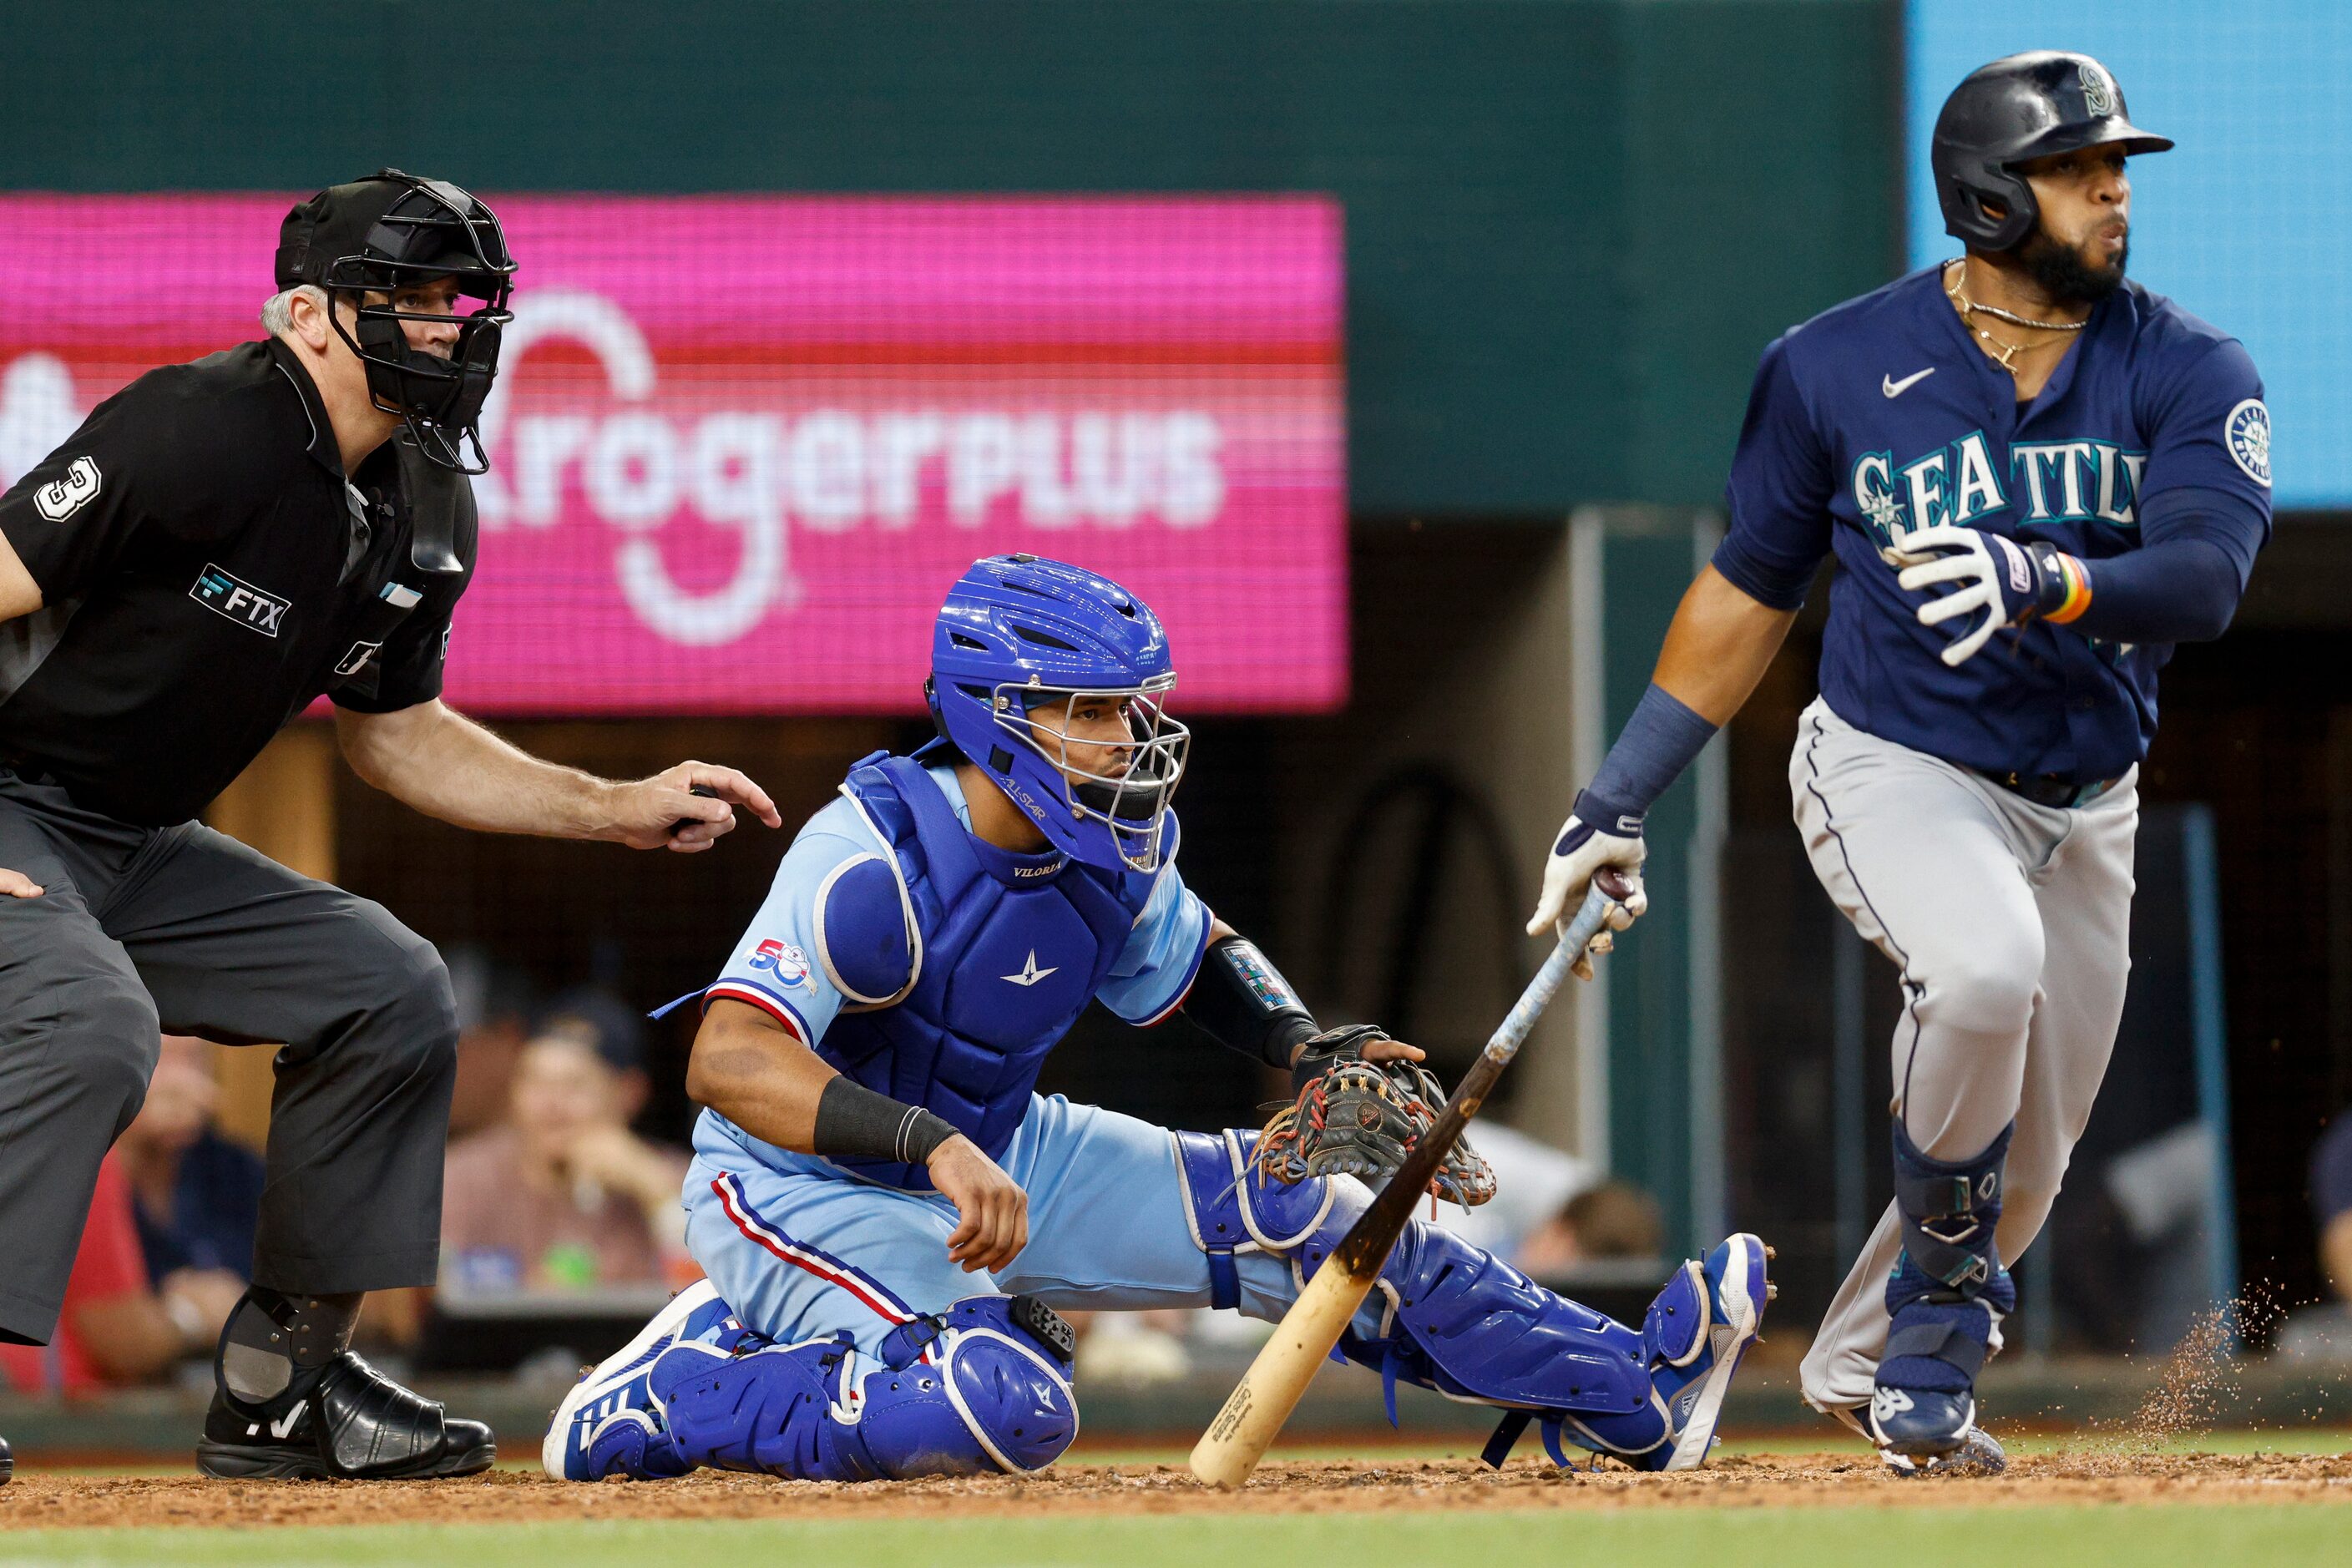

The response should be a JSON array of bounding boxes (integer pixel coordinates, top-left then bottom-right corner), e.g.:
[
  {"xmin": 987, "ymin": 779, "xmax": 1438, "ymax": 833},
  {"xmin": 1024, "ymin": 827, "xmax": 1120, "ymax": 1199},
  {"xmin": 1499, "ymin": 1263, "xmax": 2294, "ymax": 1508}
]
[
  {"xmin": 1869, "ymin": 1121, "xmax": 2018, "ymax": 1459},
  {"xmin": 649, "ymin": 1294, "xmax": 1079, "ymax": 1481},
  {"xmin": 1176, "ymin": 1130, "xmax": 1771, "ymax": 1471}
]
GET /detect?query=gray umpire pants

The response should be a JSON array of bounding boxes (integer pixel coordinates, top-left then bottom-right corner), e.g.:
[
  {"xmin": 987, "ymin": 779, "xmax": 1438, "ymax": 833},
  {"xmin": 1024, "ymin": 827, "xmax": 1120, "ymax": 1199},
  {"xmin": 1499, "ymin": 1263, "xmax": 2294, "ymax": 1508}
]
[
  {"xmin": 1787, "ymin": 699, "xmax": 2139, "ymax": 1415},
  {"xmin": 0, "ymin": 771, "xmax": 457, "ymax": 1347}
]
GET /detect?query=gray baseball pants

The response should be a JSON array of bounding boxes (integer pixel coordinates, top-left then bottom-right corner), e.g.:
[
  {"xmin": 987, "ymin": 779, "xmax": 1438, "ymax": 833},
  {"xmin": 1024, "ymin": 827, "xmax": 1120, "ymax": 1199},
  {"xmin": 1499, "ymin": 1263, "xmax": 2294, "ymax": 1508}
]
[
  {"xmin": 0, "ymin": 771, "xmax": 457, "ymax": 1347},
  {"xmin": 1788, "ymin": 698, "xmax": 2138, "ymax": 1415}
]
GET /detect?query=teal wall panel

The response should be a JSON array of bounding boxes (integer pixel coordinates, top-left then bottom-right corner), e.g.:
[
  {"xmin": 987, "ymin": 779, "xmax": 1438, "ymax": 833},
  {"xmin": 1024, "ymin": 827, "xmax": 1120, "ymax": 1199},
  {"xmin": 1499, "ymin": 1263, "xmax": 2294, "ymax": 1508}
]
[{"xmin": 2, "ymin": 1, "xmax": 1899, "ymax": 516}]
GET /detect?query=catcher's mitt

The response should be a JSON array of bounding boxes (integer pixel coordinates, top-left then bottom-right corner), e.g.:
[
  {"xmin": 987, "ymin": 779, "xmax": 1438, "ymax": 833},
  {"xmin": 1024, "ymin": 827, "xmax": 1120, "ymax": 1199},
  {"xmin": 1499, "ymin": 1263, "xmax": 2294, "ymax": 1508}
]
[{"xmin": 1254, "ymin": 1024, "xmax": 1496, "ymax": 1206}]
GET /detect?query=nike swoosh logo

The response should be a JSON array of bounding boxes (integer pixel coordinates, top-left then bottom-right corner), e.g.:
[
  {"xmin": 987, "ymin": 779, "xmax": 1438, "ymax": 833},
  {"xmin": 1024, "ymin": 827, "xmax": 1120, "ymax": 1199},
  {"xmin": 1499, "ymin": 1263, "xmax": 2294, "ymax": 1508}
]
[{"xmin": 1883, "ymin": 367, "xmax": 1935, "ymax": 398}]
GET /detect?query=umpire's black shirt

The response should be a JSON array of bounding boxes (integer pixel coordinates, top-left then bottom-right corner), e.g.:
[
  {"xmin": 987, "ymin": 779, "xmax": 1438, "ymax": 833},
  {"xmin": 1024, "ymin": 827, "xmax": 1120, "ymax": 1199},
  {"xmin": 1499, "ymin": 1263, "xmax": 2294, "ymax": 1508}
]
[{"xmin": 0, "ymin": 338, "xmax": 476, "ymax": 826}]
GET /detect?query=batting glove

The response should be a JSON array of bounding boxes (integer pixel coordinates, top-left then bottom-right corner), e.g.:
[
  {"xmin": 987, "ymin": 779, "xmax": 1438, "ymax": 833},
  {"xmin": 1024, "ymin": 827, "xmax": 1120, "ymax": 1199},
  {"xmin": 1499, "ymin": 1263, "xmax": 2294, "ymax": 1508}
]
[
  {"xmin": 1886, "ymin": 524, "xmax": 2090, "ymax": 668},
  {"xmin": 1528, "ymin": 790, "xmax": 1647, "ymax": 977}
]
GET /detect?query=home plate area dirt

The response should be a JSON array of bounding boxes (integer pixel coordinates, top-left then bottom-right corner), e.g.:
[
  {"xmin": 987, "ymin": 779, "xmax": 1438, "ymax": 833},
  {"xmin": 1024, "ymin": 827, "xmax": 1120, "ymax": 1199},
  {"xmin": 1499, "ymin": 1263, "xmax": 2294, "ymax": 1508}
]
[{"xmin": 5, "ymin": 1450, "xmax": 2352, "ymax": 1530}]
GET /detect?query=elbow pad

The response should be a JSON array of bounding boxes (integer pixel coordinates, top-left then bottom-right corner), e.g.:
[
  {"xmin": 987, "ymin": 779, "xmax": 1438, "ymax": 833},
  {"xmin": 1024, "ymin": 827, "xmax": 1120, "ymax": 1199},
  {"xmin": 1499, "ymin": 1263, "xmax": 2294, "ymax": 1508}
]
[{"xmin": 1181, "ymin": 938, "xmax": 1319, "ymax": 1070}]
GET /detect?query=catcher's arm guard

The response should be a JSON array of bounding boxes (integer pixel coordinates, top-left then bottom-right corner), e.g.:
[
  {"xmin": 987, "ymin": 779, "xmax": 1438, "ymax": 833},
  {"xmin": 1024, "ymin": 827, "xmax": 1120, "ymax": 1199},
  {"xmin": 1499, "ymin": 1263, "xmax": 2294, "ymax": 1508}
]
[
  {"xmin": 1254, "ymin": 1024, "xmax": 1496, "ymax": 1206},
  {"xmin": 1181, "ymin": 937, "xmax": 1321, "ymax": 1070}
]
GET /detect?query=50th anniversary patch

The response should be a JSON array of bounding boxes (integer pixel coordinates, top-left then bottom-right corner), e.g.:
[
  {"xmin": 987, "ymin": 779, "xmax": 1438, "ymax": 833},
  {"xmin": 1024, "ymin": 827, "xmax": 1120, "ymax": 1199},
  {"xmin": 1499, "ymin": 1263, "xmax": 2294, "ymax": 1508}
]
[{"xmin": 190, "ymin": 564, "xmax": 291, "ymax": 636}]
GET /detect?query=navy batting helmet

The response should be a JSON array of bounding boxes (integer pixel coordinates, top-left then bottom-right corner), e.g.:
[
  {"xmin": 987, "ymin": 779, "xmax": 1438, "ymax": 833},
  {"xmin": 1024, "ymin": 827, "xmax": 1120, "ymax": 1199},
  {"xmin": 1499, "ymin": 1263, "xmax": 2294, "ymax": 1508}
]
[{"xmin": 1932, "ymin": 52, "xmax": 2172, "ymax": 252}]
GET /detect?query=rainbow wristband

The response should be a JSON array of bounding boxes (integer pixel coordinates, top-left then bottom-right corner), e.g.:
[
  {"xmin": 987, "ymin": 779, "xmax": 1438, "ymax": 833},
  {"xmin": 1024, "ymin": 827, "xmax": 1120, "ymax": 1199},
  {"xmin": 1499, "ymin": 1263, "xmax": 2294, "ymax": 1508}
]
[
  {"xmin": 2043, "ymin": 549, "xmax": 2092, "ymax": 624},
  {"xmin": 2023, "ymin": 541, "xmax": 2092, "ymax": 625}
]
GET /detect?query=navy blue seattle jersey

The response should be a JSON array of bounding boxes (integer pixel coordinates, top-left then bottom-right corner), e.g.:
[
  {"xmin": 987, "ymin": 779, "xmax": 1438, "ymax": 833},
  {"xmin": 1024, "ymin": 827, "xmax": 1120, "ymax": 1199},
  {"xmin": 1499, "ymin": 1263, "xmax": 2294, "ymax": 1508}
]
[{"xmin": 1712, "ymin": 265, "xmax": 2271, "ymax": 782}]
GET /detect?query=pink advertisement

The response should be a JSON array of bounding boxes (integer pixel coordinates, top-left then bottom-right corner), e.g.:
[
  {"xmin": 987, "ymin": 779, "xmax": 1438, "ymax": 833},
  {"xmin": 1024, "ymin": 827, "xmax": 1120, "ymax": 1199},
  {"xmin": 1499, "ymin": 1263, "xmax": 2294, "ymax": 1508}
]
[{"xmin": 0, "ymin": 195, "xmax": 1347, "ymax": 713}]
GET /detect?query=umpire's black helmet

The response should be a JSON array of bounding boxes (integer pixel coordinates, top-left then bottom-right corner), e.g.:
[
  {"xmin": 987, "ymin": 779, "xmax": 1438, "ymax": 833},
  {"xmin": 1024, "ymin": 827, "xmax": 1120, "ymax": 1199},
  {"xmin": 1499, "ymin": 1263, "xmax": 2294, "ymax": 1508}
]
[
  {"xmin": 276, "ymin": 169, "xmax": 516, "ymax": 475},
  {"xmin": 1932, "ymin": 51, "xmax": 2172, "ymax": 252}
]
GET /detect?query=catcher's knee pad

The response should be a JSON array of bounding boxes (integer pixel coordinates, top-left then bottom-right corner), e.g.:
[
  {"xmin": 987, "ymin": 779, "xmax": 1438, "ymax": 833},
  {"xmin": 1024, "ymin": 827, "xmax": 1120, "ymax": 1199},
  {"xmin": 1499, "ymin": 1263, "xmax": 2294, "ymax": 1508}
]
[
  {"xmin": 650, "ymin": 1295, "xmax": 1078, "ymax": 1481},
  {"xmin": 1173, "ymin": 1128, "xmax": 1338, "ymax": 1311}
]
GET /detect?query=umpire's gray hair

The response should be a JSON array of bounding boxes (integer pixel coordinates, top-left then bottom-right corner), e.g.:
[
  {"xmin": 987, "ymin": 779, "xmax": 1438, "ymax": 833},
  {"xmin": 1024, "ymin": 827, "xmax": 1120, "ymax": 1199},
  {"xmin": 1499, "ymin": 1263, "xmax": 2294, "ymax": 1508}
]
[{"xmin": 260, "ymin": 283, "xmax": 330, "ymax": 336}]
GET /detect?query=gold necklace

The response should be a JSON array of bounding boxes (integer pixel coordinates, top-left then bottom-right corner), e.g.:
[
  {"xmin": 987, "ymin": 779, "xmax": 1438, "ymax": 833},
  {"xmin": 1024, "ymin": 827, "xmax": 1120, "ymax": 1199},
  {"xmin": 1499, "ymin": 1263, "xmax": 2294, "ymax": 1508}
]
[{"xmin": 1943, "ymin": 260, "xmax": 2084, "ymax": 375}]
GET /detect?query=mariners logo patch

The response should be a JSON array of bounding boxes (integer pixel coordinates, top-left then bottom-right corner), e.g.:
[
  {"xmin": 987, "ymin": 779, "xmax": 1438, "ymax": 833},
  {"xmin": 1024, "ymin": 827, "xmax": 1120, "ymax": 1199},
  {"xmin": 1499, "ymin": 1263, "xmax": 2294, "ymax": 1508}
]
[
  {"xmin": 2225, "ymin": 398, "xmax": 2272, "ymax": 487},
  {"xmin": 190, "ymin": 564, "xmax": 291, "ymax": 636},
  {"xmin": 747, "ymin": 938, "xmax": 812, "ymax": 989},
  {"xmin": 33, "ymin": 457, "xmax": 101, "ymax": 523},
  {"xmin": 2078, "ymin": 61, "xmax": 2116, "ymax": 117}
]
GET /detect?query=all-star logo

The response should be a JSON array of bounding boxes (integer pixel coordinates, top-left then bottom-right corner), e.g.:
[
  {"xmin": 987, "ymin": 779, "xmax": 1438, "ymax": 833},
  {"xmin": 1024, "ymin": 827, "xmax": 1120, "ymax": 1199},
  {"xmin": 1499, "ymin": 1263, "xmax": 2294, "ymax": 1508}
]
[{"xmin": 1000, "ymin": 950, "xmax": 1059, "ymax": 987}]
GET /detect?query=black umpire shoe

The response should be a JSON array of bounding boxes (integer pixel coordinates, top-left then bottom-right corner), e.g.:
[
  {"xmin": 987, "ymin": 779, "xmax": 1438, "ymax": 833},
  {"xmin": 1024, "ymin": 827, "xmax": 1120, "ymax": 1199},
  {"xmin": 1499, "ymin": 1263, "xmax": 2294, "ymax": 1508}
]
[{"xmin": 196, "ymin": 1351, "xmax": 496, "ymax": 1479}]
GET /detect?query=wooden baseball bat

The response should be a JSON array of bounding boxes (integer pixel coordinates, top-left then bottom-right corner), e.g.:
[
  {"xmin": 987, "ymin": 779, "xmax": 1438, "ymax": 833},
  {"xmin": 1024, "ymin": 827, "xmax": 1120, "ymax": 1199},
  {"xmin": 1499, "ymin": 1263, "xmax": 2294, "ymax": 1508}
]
[{"xmin": 1187, "ymin": 867, "xmax": 1634, "ymax": 1488}]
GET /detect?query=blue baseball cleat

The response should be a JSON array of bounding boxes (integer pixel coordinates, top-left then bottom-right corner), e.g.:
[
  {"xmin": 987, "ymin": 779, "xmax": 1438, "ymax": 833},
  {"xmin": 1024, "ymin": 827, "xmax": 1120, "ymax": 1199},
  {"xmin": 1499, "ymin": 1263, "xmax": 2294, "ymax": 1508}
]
[
  {"xmin": 543, "ymin": 1279, "xmax": 757, "ymax": 1482},
  {"xmin": 1828, "ymin": 1399, "xmax": 2006, "ymax": 1476},
  {"xmin": 1882, "ymin": 1425, "xmax": 2007, "ymax": 1477},
  {"xmin": 1865, "ymin": 1379, "xmax": 1974, "ymax": 1457},
  {"xmin": 1636, "ymin": 1233, "xmax": 1774, "ymax": 1471},
  {"xmin": 1864, "ymin": 1256, "xmax": 2015, "ymax": 1464}
]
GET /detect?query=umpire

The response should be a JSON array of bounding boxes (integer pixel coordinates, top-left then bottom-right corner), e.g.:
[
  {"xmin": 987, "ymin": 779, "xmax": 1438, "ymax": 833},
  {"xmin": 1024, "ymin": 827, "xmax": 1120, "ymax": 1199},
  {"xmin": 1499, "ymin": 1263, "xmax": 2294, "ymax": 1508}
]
[{"xmin": 0, "ymin": 170, "xmax": 780, "ymax": 1480}]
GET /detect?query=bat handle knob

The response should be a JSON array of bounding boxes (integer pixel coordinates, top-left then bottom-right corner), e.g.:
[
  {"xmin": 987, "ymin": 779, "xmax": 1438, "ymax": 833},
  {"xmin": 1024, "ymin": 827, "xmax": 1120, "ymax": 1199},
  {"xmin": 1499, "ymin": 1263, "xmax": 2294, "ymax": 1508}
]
[{"xmin": 1594, "ymin": 867, "xmax": 1636, "ymax": 901}]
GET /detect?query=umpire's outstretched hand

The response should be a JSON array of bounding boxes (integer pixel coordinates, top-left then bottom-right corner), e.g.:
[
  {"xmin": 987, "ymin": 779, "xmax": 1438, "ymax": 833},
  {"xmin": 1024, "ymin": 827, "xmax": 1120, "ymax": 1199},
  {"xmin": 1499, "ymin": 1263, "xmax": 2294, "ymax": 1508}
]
[{"xmin": 612, "ymin": 761, "xmax": 784, "ymax": 852}]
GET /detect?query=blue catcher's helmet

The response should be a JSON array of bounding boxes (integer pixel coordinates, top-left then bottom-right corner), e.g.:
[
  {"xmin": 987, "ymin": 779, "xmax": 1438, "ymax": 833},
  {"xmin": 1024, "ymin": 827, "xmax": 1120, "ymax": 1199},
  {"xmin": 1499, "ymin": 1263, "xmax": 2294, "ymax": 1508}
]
[{"xmin": 928, "ymin": 555, "xmax": 1191, "ymax": 873}]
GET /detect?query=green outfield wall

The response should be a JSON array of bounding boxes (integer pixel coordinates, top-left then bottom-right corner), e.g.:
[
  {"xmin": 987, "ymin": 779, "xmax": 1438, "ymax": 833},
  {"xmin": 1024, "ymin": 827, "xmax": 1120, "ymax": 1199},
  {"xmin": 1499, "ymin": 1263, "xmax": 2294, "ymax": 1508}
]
[{"xmin": 6, "ymin": 0, "xmax": 1901, "ymax": 518}]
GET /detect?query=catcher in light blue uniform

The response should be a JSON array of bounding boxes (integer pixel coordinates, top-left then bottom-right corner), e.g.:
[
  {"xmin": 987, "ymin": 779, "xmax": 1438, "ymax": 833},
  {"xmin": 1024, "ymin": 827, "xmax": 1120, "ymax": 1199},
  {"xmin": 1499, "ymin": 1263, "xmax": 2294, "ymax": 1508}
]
[{"xmin": 548, "ymin": 554, "xmax": 1771, "ymax": 1485}]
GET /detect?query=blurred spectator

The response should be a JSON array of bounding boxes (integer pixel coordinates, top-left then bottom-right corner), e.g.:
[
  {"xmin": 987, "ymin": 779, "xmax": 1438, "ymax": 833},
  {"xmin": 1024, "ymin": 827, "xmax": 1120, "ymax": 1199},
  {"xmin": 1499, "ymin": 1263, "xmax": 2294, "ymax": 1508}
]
[
  {"xmin": 2313, "ymin": 1112, "xmax": 2352, "ymax": 1300},
  {"xmin": 2276, "ymin": 1113, "xmax": 2352, "ymax": 1363},
  {"xmin": 115, "ymin": 1034, "xmax": 266, "ymax": 1289},
  {"xmin": 445, "ymin": 946, "xmax": 537, "ymax": 1139},
  {"xmin": 440, "ymin": 991, "xmax": 694, "ymax": 1294},
  {"xmin": 1517, "ymin": 1181, "xmax": 1667, "ymax": 1277},
  {"xmin": 1434, "ymin": 1120, "xmax": 1596, "ymax": 1262},
  {"xmin": 1070, "ymin": 1308, "xmax": 1195, "ymax": 1386},
  {"xmin": 0, "ymin": 1155, "xmax": 233, "ymax": 1393}
]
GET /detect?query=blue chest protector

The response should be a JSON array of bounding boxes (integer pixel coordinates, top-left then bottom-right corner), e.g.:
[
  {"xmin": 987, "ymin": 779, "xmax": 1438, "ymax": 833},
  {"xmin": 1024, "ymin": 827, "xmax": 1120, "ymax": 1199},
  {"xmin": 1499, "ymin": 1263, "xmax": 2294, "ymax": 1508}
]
[{"xmin": 817, "ymin": 751, "xmax": 1156, "ymax": 1190}]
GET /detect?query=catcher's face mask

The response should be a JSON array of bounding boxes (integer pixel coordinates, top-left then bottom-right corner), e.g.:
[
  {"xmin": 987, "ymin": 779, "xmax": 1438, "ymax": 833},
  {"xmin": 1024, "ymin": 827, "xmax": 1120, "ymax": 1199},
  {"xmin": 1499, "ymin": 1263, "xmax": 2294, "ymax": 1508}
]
[{"xmin": 994, "ymin": 676, "xmax": 1191, "ymax": 874}]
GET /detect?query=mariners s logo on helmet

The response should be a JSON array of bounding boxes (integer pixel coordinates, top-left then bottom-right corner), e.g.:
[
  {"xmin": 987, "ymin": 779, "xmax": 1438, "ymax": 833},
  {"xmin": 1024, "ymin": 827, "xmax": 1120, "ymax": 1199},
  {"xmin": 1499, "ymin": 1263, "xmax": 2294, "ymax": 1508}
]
[{"xmin": 2078, "ymin": 61, "xmax": 2117, "ymax": 117}]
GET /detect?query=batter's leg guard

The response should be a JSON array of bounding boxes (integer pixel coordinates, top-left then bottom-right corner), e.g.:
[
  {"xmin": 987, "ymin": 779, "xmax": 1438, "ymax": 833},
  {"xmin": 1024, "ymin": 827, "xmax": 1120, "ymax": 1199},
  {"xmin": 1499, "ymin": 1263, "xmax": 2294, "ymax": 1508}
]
[
  {"xmin": 617, "ymin": 1295, "xmax": 1076, "ymax": 1483},
  {"xmin": 544, "ymin": 1278, "xmax": 767, "ymax": 1481},
  {"xmin": 1867, "ymin": 1121, "xmax": 2018, "ymax": 1461},
  {"xmin": 1177, "ymin": 1130, "xmax": 1770, "ymax": 1471}
]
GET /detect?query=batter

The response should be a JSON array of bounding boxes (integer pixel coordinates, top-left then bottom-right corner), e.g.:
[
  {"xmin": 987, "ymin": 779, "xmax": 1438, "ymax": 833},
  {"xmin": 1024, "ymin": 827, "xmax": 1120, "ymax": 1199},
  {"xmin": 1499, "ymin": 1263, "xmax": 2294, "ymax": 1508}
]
[{"xmin": 1526, "ymin": 52, "xmax": 2269, "ymax": 1470}]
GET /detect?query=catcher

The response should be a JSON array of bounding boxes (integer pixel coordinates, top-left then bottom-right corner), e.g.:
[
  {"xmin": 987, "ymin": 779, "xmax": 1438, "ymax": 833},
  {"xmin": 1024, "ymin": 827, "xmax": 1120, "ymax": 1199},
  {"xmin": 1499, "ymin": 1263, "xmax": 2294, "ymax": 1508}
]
[{"xmin": 546, "ymin": 554, "xmax": 1770, "ymax": 1485}]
